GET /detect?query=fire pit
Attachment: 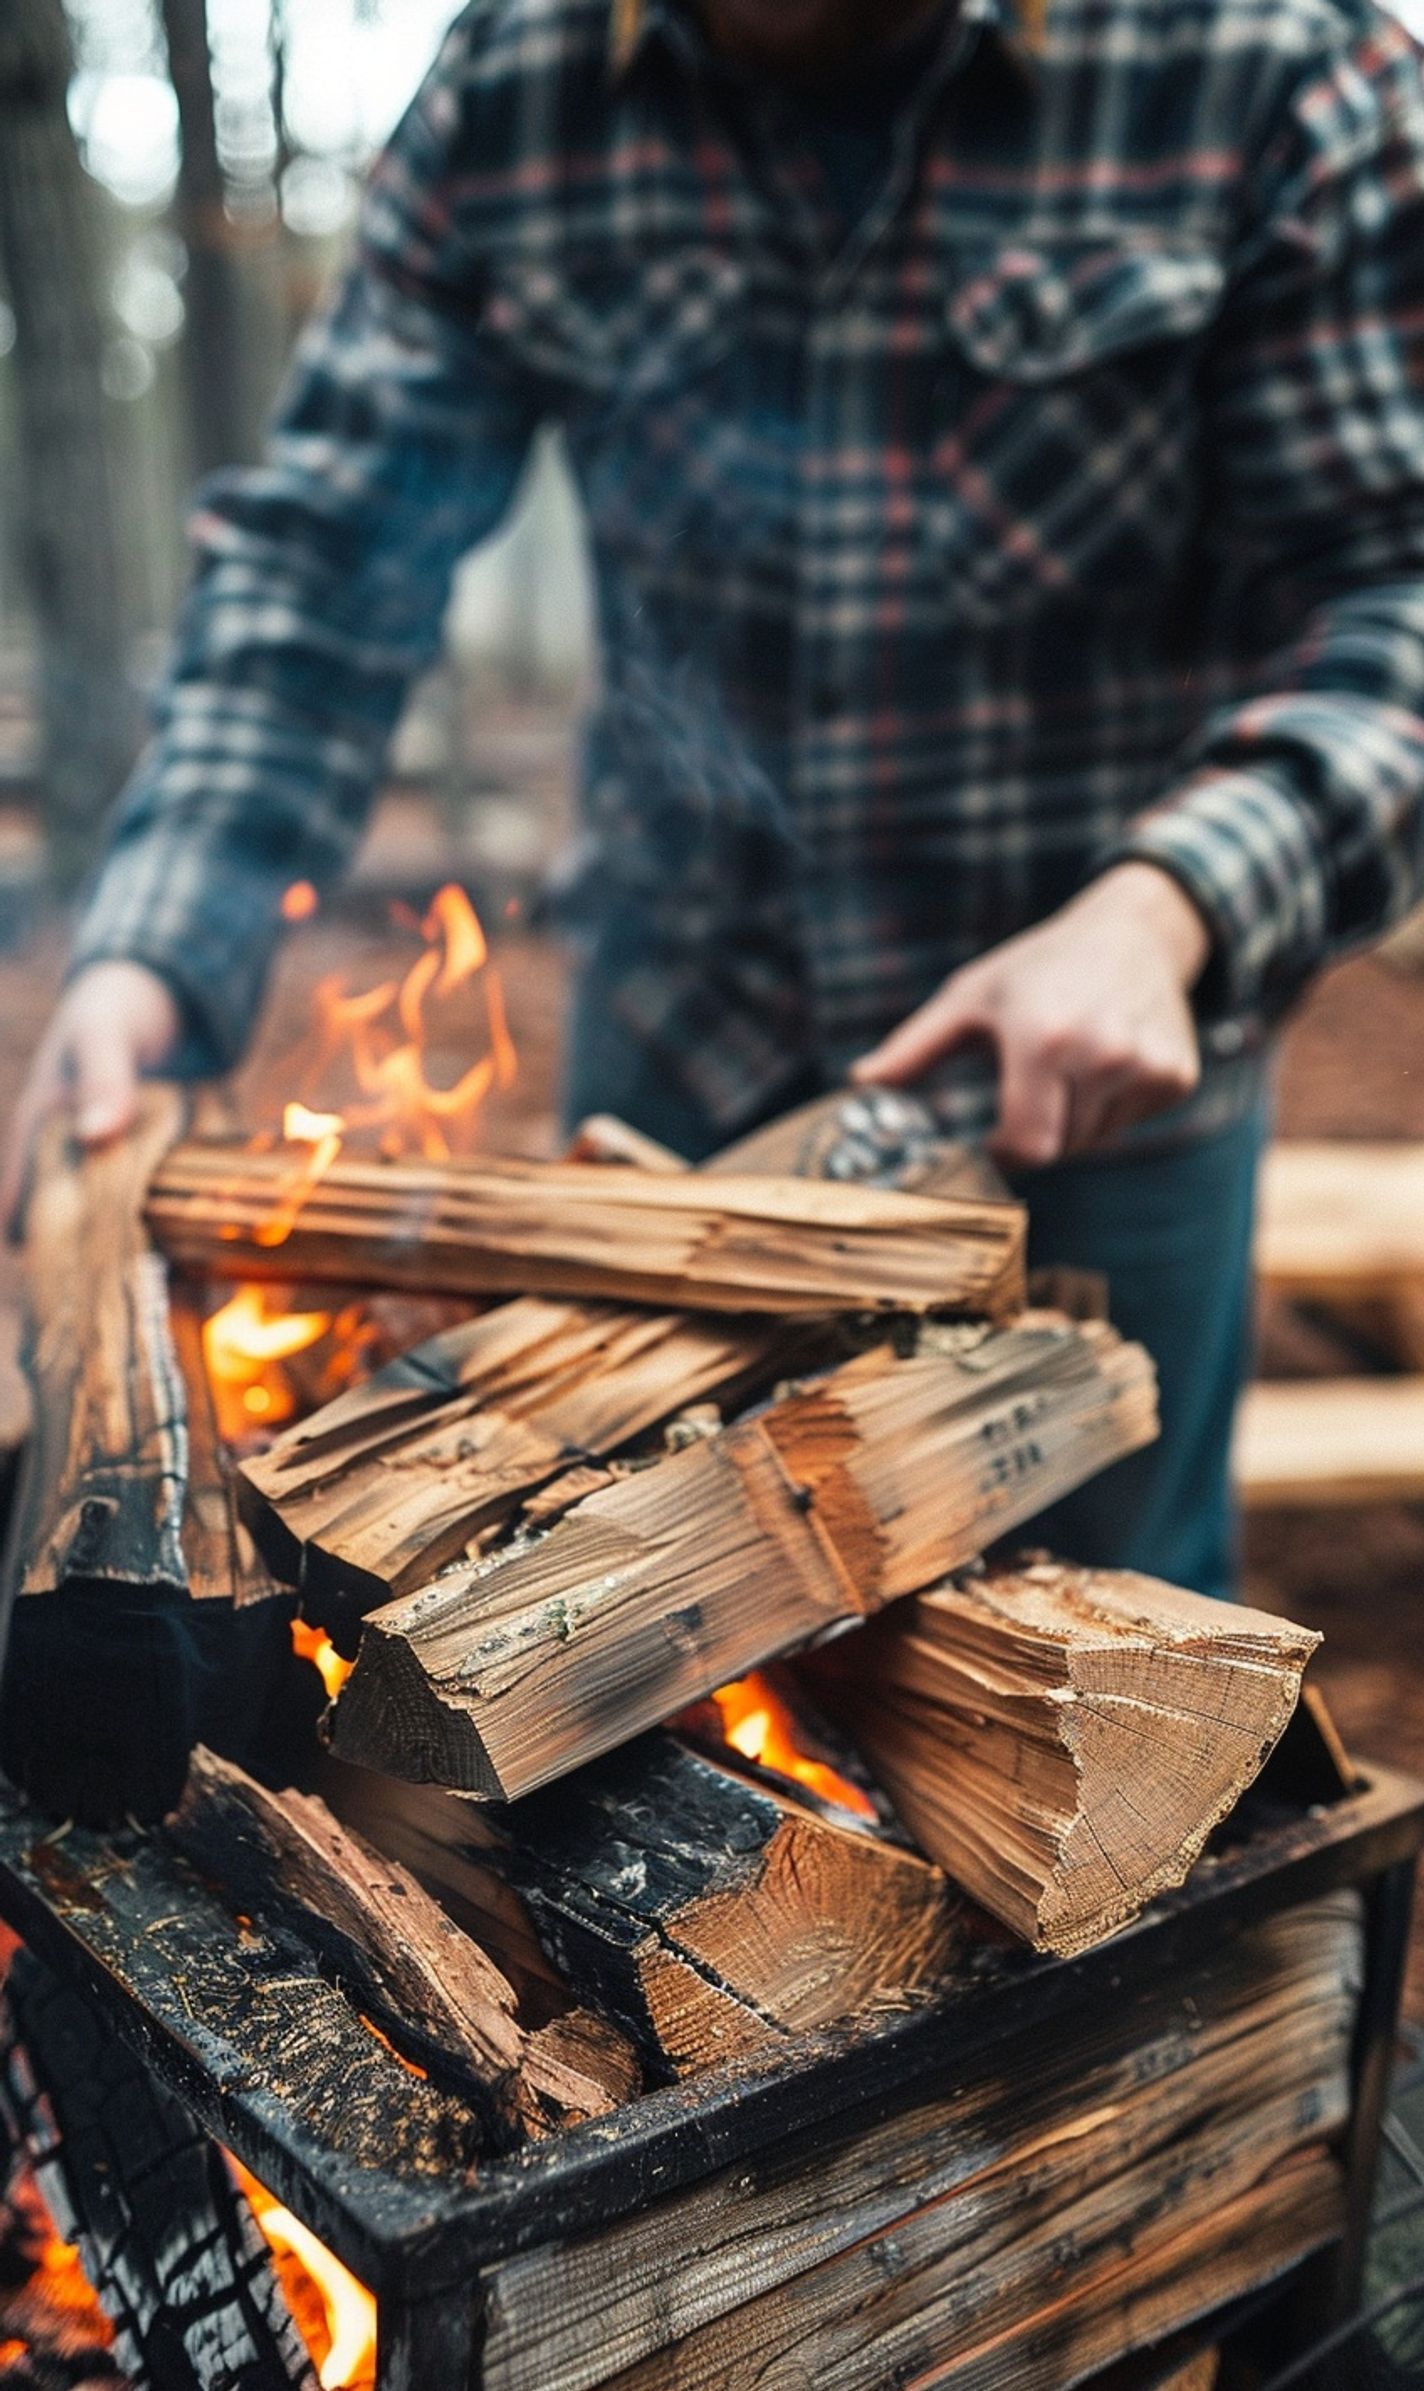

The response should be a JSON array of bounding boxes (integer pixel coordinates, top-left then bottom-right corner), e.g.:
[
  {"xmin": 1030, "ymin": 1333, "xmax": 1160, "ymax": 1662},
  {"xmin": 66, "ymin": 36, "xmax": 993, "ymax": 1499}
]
[
  {"xmin": 0, "ymin": 1741, "xmax": 1415, "ymax": 2389},
  {"xmin": 0, "ymin": 902, "xmax": 1419, "ymax": 2388}
]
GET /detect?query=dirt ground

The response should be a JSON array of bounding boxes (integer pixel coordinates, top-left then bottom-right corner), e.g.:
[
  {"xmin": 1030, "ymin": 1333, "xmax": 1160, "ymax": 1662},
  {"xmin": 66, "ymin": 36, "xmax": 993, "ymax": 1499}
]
[{"xmin": 0, "ymin": 830, "xmax": 1421, "ymax": 2016}]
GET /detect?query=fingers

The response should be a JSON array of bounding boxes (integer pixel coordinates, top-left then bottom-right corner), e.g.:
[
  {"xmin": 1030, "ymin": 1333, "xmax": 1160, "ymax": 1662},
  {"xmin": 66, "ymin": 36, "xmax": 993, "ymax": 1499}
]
[
  {"xmin": 0, "ymin": 1040, "xmax": 62, "ymax": 1240},
  {"xmin": 2, "ymin": 963, "xmax": 182, "ymax": 1241},
  {"xmin": 989, "ymin": 1042, "xmax": 1072, "ymax": 1170},
  {"xmin": 851, "ymin": 977, "xmax": 984, "ymax": 1086}
]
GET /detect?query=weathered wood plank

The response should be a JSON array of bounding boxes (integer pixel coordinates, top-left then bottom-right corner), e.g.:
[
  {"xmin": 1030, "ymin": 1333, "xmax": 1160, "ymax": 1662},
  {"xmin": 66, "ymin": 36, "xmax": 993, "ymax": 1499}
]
[
  {"xmin": 479, "ymin": 1893, "xmax": 1358, "ymax": 2391},
  {"xmin": 1235, "ymin": 1376, "xmax": 1424, "ymax": 1507}
]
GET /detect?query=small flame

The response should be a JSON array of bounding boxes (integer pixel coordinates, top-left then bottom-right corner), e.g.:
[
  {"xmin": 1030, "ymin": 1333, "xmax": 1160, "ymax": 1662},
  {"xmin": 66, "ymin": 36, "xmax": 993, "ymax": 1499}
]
[
  {"xmin": 203, "ymin": 1286, "xmax": 332, "ymax": 1443},
  {"xmin": 291, "ymin": 1619, "xmax": 355, "ymax": 1702},
  {"xmin": 231, "ymin": 2159, "xmax": 376, "ymax": 2391},
  {"xmin": 281, "ymin": 879, "xmax": 320, "ymax": 922},
  {"xmin": 712, "ymin": 1673, "xmax": 877, "ymax": 1820},
  {"xmin": 256, "ymin": 884, "xmax": 516, "ymax": 1248}
]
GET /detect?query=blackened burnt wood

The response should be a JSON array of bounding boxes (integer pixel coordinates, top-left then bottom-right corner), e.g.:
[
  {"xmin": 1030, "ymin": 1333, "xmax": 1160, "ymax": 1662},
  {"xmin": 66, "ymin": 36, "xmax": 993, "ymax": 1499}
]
[
  {"xmin": 239, "ymin": 1297, "xmax": 780, "ymax": 1624},
  {"xmin": 478, "ymin": 1891, "xmax": 1358, "ymax": 2391},
  {"xmin": 168, "ymin": 1749, "xmax": 639, "ymax": 2141},
  {"xmin": 815, "ymin": 1558, "xmax": 1321, "ymax": 1955},
  {"xmin": 145, "ymin": 1142, "xmax": 1028, "ymax": 1318},
  {"xmin": 0, "ymin": 1090, "xmax": 209, "ymax": 1822},
  {"xmin": 337, "ymin": 1733, "xmax": 961, "ymax": 2079},
  {"xmin": 327, "ymin": 1314, "xmax": 1158, "ymax": 1799}
]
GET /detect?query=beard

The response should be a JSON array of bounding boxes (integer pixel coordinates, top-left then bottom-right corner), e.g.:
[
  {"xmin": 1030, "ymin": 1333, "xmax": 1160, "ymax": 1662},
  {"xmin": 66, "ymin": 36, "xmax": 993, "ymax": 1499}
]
[{"xmin": 699, "ymin": 0, "xmax": 944, "ymax": 75}]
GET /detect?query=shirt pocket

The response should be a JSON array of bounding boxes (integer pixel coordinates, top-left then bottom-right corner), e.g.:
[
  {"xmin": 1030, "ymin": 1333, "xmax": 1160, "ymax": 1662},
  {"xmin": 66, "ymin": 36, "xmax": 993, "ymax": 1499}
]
[{"xmin": 928, "ymin": 241, "xmax": 1226, "ymax": 624}]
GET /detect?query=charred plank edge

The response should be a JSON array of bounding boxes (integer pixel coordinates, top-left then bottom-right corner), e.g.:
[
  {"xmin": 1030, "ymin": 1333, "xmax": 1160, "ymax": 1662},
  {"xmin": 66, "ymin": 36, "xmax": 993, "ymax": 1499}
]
[{"xmin": 0, "ymin": 1762, "xmax": 1412, "ymax": 2302}]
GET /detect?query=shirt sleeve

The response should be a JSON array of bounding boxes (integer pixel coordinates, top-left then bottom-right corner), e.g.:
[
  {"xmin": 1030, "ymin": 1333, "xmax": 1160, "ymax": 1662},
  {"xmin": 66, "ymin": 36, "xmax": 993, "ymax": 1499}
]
[
  {"xmin": 70, "ymin": 18, "xmax": 539, "ymax": 1071},
  {"xmin": 1113, "ymin": 9, "xmax": 1424, "ymax": 1017}
]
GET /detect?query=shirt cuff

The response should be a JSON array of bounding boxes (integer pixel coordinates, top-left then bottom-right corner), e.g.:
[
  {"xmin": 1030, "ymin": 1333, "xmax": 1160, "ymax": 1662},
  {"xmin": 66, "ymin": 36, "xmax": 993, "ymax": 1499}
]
[
  {"xmin": 68, "ymin": 846, "xmax": 284, "ymax": 1076},
  {"xmin": 1106, "ymin": 766, "xmax": 1331, "ymax": 1017}
]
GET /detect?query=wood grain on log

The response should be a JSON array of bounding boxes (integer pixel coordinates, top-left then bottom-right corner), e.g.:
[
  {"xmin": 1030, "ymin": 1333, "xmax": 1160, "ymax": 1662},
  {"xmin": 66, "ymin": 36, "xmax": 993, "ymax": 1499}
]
[
  {"xmin": 478, "ymin": 1893, "xmax": 1357, "ymax": 2391},
  {"xmin": 9, "ymin": 1087, "xmax": 191, "ymax": 1602},
  {"xmin": 239, "ymin": 1297, "xmax": 781, "ymax": 1622},
  {"xmin": 167, "ymin": 1748, "xmax": 639, "ymax": 2141},
  {"xmin": 341, "ymin": 1732, "xmax": 960, "ymax": 2079},
  {"xmin": 815, "ymin": 1558, "xmax": 1320, "ymax": 1955},
  {"xmin": 326, "ymin": 1315, "xmax": 1158, "ymax": 1800},
  {"xmin": 145, "ymin": 1142, "xmax": 1027, "ymax": 1318}
]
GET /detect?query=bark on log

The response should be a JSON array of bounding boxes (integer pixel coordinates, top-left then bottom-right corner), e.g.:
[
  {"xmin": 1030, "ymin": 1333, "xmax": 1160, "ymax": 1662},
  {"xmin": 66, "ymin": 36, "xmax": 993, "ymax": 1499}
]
[
  {"xmin": 168, "ymin": 1747, "xmax": 639, "ymax": 2141},
  {"xmin": 326, "ymin": 1315, "xmax": 1158, "ymax": 1799},
  {"xmin": 145, "ymin": 1142, "xmax": 1027, "ymax": 1318},
  {"xmin": 324, "ymin": 1730, "xmax": 961, "ymax": 2079},
  {"xmin": 239, "ymin": 1297, "xmax": 782, "ymax": 1630},
  {"xmin": 814, "ymin": 1558, "xmax": 1321, "ymax": 1955}
]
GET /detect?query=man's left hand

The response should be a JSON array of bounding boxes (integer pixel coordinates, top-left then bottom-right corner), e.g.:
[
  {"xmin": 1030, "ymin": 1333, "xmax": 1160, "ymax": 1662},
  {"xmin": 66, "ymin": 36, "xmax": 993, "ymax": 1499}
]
[{"xmin": 851, "ymin": 861, "xmax": 1211, "ymax": 1170}]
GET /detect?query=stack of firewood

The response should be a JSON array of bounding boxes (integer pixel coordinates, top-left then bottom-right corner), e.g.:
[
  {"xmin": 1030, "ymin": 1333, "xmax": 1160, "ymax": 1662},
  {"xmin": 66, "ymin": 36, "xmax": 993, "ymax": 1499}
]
[{"xmin": 1, "ymin": 1086, "xmax": 1321, "ymax": 2082}]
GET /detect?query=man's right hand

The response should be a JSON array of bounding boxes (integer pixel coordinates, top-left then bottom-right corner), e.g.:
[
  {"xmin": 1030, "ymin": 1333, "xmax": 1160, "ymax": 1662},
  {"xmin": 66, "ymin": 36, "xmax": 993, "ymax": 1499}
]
[{"xmin": 2, "ymin": 961, "xmax": 183, "ymax": 1237}]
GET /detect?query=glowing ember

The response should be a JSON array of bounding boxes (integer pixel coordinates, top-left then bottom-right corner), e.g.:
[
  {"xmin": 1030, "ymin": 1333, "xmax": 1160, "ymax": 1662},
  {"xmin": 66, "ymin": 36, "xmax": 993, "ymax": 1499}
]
[
  {"xmin": 713, "ymin": 1673, "xmax": 877, "ymax": 1819},
  {"xmin": 203, "ymin": 1286, "xmax": 332, "ymax": 1443},
  {"xmin": 290, "ymin": 1619, "xmax": 355, "ymax": 1702},
  {"xmin": 230, "ymin": 2158, "xmax": 377, "ymax": 2391},
  {"xmin": 281, "ymin": 879, "xmax": 320, "ymax": 922}
]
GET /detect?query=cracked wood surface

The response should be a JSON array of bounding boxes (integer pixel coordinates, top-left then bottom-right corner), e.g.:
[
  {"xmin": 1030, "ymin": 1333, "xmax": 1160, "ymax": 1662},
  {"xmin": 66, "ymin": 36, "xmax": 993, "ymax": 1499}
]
[
  {"xmin": 815, "ymin": 1558, "xmax": 1321, "ymax": 1954},
  {"xmin": 168, "ymin": 1748, "xmax": 639, "ymax": 2143},
  {"xmin": 145, "ymin": 1143, "xmax": 1028, "ymax": 1318},
  {"xmin": 480, "ymin": 1893, "xmax": 1357, "ymax": 2391},
  {"xmin": 325, "ymin": 1731, "xmax": 959, "ymax": 2079},
  {"xmin": 326, "ymin": 1315, "xmax": 1158, "ymax": 1801},
  {"xmin": 239, "ymin": 1298, "xmax": 781, "ymax": 1624}
]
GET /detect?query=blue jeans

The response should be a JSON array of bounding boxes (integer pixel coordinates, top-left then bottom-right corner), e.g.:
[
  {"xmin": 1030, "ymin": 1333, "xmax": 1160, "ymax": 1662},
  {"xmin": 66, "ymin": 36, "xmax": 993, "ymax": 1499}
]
[{"xmin": 563, "ymin": 1004, "xmax": 1263, "ymax": 1602}]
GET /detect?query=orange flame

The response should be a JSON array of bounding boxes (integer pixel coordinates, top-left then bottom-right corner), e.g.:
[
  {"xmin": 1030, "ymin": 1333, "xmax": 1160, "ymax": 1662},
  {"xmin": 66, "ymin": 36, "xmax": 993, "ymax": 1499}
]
[
  {"xmin": 203, "ymin": 1286, "xmax": 332, "ymax": 1443},
  {"xmin": 712, "ymin": 1673, "xmax": 877, "ymax": 1820},
  {"xmin": 290, "ymin": 1619, "xmax": 355, "ymax": 1702},
  {"xmin": 257, "ymin": 883, "xmax": 515, "ymax": 1247},
  {"xmin": 281, "ymin": 879, "xmax": 320, "ymax": 922},
  {"xmin": 230, "ymin": 2159, "xmax": 376, "ymax": 2391}
]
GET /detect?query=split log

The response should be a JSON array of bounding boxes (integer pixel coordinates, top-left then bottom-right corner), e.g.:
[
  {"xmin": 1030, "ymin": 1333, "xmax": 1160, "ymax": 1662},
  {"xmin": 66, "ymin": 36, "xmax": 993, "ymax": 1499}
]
[
  {"xmin": 326, "ymin": 1314, "xmax": 1158, "ymax": 1799},
  {"xmin": 239, "ymin": 1297, "xmax": 782, "ymax": 1631},
  {"xmin": 145, "ymin": 1141, "xmax": 1027, "ymax": 1318},
  {"xmin": 167, "ymin": 1747, "xmax": 639, "ymax": 2140},
  {"xmin": 324, "ymin": 1730, "xmax": 961, "ymax": 2079},
  {"xmin": 814, "ymin": 1558, "xmax": 1320, "ymax": 1956},
  {"xmin": 6, "ymin": 1085, "xmax": 190, "ymax": 1604},
  {"xmin": 0, "ymin": 1089, "xmax": 212, "ymax": 1822}
]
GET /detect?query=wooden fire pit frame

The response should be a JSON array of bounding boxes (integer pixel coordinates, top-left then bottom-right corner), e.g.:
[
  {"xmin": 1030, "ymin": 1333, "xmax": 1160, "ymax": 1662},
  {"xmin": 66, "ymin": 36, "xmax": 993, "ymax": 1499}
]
[{"xmin": 0, "ymin": 1758, "xmax": 1414, "ymax": 2388}]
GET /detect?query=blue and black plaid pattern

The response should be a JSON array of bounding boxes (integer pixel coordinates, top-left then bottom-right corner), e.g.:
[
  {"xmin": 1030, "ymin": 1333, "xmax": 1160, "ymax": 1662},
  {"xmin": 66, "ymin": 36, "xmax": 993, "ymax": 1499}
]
[{"xmin": 74, "ymin": 0, "xmax": 1424, "ymax": 1137}]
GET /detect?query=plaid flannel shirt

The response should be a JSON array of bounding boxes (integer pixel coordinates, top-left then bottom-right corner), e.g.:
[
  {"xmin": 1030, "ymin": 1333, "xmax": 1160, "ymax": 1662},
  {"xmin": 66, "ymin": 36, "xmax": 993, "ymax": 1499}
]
[{"xmin": 74, "ymin": 0, "xmax": 1424, "ymax": 1140}]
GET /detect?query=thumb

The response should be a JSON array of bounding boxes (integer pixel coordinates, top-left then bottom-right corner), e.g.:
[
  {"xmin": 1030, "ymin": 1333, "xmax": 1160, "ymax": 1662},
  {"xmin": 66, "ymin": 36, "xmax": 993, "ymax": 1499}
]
[{"xmin": 851, "ymin": 972, "xmax": 985, "ymax": 1088}]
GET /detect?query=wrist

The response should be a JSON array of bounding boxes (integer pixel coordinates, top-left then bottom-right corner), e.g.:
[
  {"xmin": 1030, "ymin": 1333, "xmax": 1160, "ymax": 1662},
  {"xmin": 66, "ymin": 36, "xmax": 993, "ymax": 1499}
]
[{"xmin": 1082, "ymin": 861, "xmax": 1212, "ymax": 990}]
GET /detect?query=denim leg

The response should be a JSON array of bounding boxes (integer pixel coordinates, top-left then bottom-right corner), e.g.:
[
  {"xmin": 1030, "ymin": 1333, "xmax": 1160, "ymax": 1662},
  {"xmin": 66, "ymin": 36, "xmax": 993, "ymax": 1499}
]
[{"xmin": 1010, "ymin": 1105, "xmax": 1267, "ymax": 1601}]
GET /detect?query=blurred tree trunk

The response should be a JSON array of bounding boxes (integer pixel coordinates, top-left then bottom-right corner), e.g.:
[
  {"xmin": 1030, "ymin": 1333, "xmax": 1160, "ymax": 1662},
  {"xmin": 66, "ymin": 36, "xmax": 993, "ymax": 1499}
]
[
  {"xmin": 0, "ymin": 0, "xmax": 138, "ymax": 888},
  {"xmin": 160, "ymin": 0, "xmax": 255, "ymax": 474}
]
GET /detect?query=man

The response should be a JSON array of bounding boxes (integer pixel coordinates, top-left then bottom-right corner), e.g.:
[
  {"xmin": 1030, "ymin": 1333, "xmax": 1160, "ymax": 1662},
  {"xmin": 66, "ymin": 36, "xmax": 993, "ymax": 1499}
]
[{"xmin": 10, "ymin": 0, "xmax": 1424, "ymax": 1605}]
